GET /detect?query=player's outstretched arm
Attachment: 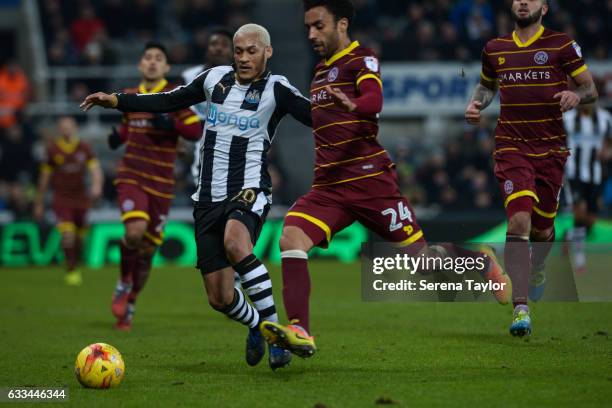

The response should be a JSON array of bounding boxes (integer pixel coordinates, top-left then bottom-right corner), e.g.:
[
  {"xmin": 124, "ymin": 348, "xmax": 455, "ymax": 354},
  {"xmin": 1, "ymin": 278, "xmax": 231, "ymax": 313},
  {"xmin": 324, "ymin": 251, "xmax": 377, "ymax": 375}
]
[
  {"xmin": 465, "ymin": 82, "xmax": 497, "ymax": 125},
  {"xmin": 80, "ymin": 70, "xmax": 209, "ymax": 113},
  {"xmin": 553, "ymin": 70, "xmax": 598, "ymax": 112}
]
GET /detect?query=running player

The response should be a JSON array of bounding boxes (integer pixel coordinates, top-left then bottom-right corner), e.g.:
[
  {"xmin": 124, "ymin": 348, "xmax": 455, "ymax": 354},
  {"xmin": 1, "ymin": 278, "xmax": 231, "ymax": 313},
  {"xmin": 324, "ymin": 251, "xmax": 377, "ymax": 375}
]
[
  {"xmin": 106, "ymin": 42, "xmax": 202, "ymax": 330},
  {"xmin": 260, "ymin": 0, "xmax": 510, "ymax": 357},
  {"xmin": 81, "ymin": 24, "xmax": 312, "ymax": 370},
  {"xmin": 34, "ymin": 116, "xmax": 103, "ymax": 286},
  {"xmin": 465, "ymin": 0, "xmax": 598, "ymax": 336}
]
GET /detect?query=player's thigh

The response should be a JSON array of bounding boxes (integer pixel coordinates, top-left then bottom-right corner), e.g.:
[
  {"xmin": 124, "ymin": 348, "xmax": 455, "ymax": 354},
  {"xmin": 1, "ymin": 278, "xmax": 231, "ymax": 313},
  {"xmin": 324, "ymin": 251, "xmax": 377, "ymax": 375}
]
[
  {"xmin": 117, "ymin": 183, "xmax": 150, "ymax": 239},
  {"xmin": 494, "ymin": 153, "xmax": 538, "ymax": 211},
  {"xmin": 194, "ymin": 203, "xmax": 232, "ymax": 275},
  {"xmin": 284, "ymin": 189, "xmax": 354, "ymax": 249},
  {"xmin": 532, "ymin": 155, "xmax": 566, "ymax": 230},
  {"xmin": 355, "ymin": 193, "xmax": 424, "ymax": 246}
]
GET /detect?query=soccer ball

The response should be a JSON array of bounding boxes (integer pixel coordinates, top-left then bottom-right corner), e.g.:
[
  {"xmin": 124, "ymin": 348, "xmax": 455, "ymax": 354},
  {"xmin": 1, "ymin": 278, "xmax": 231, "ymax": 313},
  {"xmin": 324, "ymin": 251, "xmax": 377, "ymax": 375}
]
[{"xmin": 74, "ymin": 343, "xmax": 125, "ymax": 389}]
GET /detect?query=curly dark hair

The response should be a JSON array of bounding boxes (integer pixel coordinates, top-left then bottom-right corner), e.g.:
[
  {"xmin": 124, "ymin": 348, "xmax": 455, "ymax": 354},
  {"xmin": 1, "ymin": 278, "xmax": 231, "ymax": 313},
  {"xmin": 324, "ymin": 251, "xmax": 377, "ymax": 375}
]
[{"xmin": 303, "ymin": 0, "xmax": 356, "ymax": 25}]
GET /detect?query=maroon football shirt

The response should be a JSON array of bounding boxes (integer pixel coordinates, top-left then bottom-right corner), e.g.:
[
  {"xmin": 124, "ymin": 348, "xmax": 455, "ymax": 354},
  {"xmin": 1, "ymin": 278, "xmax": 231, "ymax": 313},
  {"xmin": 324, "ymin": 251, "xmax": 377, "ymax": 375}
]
[
  {"xmin": 310, "ymin": 41, "xmax": 393, "ymax": 188},
  {"xmin": 115, "ymin": 79, "xmax": 201, "ymax": 199},
  {"xmin": 42, "ymin": 138, "xmax": 96, "ymax": 209},
  {"xmin": 480, "ymin": 27, "xmax": 587, "ymax": 157}
]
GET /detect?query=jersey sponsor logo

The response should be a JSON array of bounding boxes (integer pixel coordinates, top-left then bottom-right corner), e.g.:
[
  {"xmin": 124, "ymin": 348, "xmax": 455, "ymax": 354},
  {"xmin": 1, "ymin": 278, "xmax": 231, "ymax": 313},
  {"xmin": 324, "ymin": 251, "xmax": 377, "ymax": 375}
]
[
  {"xmin": 364, "ymin": 56, "xmax": 379, "ymax": 72},
  {"xmin": 129, "ymin": 119, "xmax": 150, "ymax": 128},
  {"xmin": 534, "ymin": 51, "xmax": 549, "ymax": 65},
  {"xmin": 499, "ymin": 70, "xmax": 551, "ymax": 82},
  {"xmin": 311, "ymin": 89, "xmax": 329, "ymax": 103},
  {"xmin": 504, "ymin": 180, "xmax": 514, "ymax": 195},
  {"xmin": 327, "ymin": 67, "xmax": 339, "ymax": 82},
  {"xmin": 245, "ymin": 89, "xmax": 261, "ymax": 104},
  {"xmin": 122, "ymin": 199, "xmax": 135, "ymax": 211},
  {"xmin": 206, "ymin": 104, "xmax": 260, "ymax": 131},
  {"xmin": 571, "ymin": 42, "xmax": 582, "ymax": 58},
  {"xmin": 498, "ymin": 56, "xmax": 506, "ymax": 66}
]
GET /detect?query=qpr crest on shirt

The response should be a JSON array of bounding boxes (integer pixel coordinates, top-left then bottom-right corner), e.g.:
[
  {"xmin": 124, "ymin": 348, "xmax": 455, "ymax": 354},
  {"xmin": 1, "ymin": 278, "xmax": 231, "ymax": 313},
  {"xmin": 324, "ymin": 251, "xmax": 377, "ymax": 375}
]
[
  {"xmin": 244, "ymin": 89, "xmax": 261, "ymax": 104},
  {"xmin": 327, "ymin": 67, "xmax": 339, "ymax": 82},
  {"xmin": 534, "ymin": 51, "xmax": 548, "ymax": 65}
]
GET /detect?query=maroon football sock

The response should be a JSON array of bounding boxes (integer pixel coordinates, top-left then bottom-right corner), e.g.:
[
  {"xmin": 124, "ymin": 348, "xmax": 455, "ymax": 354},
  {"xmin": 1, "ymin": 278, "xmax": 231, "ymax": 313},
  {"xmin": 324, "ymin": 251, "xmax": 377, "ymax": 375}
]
[
  {"xmin": 129, "ymin": 253, "xmax": 153, "ymax": 303},
  {"xmin": 281, "ymin": 254, "xmax": 311, "ymax": 332},
  {"xmin": 120, "ymin": 241, "xmax": 138, "ymax": 284},
  {"xmin": 531, "ymin": 228, "xmax": 555, "ymax": 269},
  {"xmin": 505, "ymin": 234, "xmax": 530, "ymax": 306}
]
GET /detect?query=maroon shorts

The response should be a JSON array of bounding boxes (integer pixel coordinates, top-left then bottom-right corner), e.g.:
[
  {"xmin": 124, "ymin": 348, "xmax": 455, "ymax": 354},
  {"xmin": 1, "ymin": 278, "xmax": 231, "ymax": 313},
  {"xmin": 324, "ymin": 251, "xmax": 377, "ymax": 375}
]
[
  {"xmin": 494, "ymin": 152, "xmax": 567, "ymax": 229},
  {"xmin": 285, "ymin": 167, "xmax": 423, "ymax": 248},
  {"xmin": 116, "ymin": 182, "xmax": 171, "ymax": 246},
  {"xmin": 53, "ymin": 203, "xmax": 88, "ymax": 234}
]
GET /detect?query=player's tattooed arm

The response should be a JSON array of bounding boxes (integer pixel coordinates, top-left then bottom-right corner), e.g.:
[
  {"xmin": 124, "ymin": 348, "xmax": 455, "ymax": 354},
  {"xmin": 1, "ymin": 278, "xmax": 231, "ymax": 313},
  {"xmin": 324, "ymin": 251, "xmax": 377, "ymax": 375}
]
[
  {"xmin": 555, "ymin": 70, "xmax": 598, "ymax": 112},
  {"xmin": 465, "ymin": 82, "xmax": 497, "ymax": 124},
  {"xmin": 471, "ymin": 82, "xmax": 497, "ymax": 110}
]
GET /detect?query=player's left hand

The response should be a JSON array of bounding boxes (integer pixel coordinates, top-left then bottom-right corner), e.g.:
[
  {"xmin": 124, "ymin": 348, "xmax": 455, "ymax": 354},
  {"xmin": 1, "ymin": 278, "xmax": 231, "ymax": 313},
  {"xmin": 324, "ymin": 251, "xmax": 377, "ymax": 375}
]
[
  {"xmin": 553, "ymin": 91, "xmax": 581, "ymax": 112},
  {"xmin": 325, "ymin": 86, "xmax": 357, "ymax": 112}
]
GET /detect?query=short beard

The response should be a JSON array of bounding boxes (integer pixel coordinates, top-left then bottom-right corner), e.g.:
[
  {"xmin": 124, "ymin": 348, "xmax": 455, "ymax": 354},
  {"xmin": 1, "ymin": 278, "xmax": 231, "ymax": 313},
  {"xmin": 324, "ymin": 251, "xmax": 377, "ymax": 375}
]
[{"xmin": 511, "ymin": 7, "xmax": 543, "ymax": 28}]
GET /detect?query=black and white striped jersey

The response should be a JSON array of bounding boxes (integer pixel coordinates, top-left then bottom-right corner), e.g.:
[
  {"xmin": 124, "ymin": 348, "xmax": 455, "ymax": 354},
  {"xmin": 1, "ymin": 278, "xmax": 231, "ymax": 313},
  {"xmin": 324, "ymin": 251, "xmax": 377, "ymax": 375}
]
[
  {"xmin": 182, "ymin": 64, "xmax": 209, "ymax": 182},
  {"xmin": 115, "ymin": 65, "xmax": 312, "ymax": 203},
  {"xmin": 563, "ymin": 108, "xmax": 612, "ymax": 185}
]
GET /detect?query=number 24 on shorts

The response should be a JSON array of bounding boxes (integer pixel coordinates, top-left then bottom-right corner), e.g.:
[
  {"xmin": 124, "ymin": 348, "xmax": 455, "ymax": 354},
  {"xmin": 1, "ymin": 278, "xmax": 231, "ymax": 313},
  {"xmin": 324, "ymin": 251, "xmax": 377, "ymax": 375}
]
[{"xmin": 381, "ymin": 202, "xmax": 413, "ymax": 234}]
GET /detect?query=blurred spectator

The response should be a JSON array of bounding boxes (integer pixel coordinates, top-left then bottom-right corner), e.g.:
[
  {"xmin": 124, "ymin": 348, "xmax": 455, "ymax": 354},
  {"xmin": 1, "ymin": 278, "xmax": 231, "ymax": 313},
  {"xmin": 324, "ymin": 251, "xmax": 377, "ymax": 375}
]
[
  {"xmin": 70, "ymin": 3, "xmax": 105, "ymax": 53},
  {"xmin": 0, "ymin": 121, "xmax": 36, "ymax": 218},
  {"xmin": 0, "ymin": 57, "xmax": 31, "ymax": 129}
]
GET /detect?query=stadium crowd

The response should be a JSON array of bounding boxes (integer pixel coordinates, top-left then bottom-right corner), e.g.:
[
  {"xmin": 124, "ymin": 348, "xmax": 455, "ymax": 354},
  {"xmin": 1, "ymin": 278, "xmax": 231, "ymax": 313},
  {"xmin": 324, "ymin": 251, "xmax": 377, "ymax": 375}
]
[{"xmin": 352, "ymin": 0, "xmax": 612, "ymax": 62}]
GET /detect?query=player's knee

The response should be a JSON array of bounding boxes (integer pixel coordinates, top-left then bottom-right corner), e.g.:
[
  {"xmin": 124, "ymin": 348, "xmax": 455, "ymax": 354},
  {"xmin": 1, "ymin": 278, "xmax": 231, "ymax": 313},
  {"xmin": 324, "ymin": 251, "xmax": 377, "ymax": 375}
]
[
  {"xmin": 224, "ymin": 237, "xmax": 250, "ymax": 265},
  {"xmin": 124, "ymin": 224, "xmax": 145, "ymax": 248},
  {"xmin": 280, "ymin": 228, "xmax": 310, "ymax": 252},
  {"xmin": 61, "ymin": 232, "xmax": 76, "ymax": 247},
  {"xmin": 507, "ymin": 211, "xmax": 531, "ymax": 235}
]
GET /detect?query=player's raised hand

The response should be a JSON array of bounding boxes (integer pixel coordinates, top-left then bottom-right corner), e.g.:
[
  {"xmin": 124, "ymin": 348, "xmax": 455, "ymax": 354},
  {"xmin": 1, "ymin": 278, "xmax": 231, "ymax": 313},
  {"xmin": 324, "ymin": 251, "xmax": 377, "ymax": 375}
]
[
  {"xmin": 325, "ymin": 85, "xmax": 357, "ymax": 112},
  {"xmin": 80, "ymin": 92, "xmax": 118, "ymax": 112},
  {"xmin": 465, "ymin": 101, "xmax": 482, "ymax": 124},
  {"xmin": 553, "ymin": 91, "xmax": 581, "ymax": 112}
]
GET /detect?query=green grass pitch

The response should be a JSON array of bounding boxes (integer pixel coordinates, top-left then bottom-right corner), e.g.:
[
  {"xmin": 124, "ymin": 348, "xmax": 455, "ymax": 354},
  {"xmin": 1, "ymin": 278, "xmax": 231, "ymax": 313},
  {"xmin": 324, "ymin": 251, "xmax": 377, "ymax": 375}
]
[{"xmin": 1, "ymin": 261, "xmax": 611, "ymax": 407}]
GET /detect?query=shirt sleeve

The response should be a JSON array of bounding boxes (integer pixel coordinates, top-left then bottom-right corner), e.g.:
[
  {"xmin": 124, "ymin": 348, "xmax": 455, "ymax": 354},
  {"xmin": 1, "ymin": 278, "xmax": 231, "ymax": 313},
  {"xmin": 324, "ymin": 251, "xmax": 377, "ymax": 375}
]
[
  {"xmin": 116, "ymin": 69, "xmax": 210, "ymax": 113},
  {"xmin": 480, "ymin": 44, "xmax": 497, "ymax": 85},
  {"xmin": 559, "ymin": 36, "xmax": 588, "ymax": 78},
  {"xmin": 354, "ymin": 53, "xmax": 382, "ymax": 89},
  {"xmin": 273, "ymin": 80, "xmax": 312, "ymax": 127}
]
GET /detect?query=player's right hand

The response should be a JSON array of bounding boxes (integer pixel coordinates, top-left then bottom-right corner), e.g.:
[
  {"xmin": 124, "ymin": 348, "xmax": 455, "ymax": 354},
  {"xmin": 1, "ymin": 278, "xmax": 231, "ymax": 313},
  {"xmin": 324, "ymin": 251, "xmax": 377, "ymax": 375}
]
[
  {"xmin": 107, "ymin": 127, "xmax": 123, "ymax": 150},
  {"xmin": 80, "ymin": 92, "xmax": 118, "ymax": 111},
  {"xmin": 465, "ymin": 101, "xmax": 482, "ymax": 124}
]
